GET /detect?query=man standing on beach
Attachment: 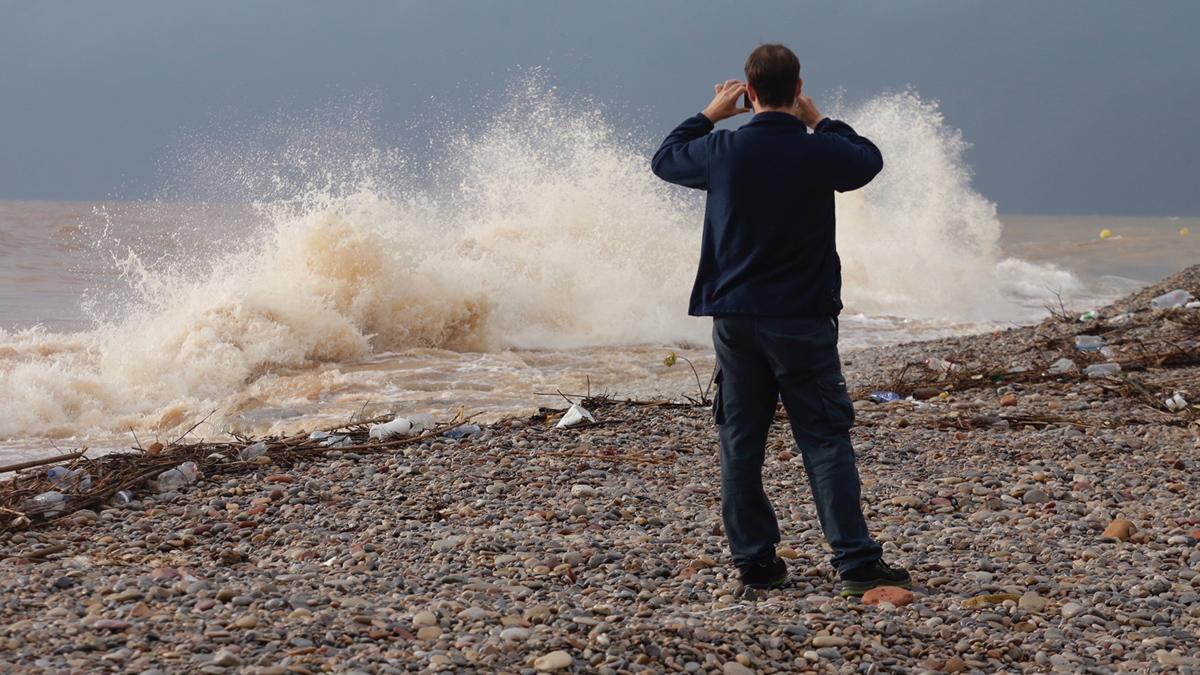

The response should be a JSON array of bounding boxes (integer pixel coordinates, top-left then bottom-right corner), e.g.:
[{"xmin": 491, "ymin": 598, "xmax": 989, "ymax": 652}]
[{"xmin": 650, "ymin": 44, "xmax": 911, "ymax": 595}]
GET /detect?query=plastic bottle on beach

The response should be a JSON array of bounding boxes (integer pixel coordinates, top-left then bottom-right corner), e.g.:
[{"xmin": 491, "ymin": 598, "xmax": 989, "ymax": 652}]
[
  {"xmin": 1084, "ymin": 363, "xmax": 1122, "ymax": 378},
  {"xmin": 923, "ymin": 357, "xmax": 959, "ymax": 373},
  {"xmin": 443, "ymin": 424, "xmax": 482, "ymax": 440},
  {"xmin": 1151, "ymin": 289, "xmax": 1194, "ymax": 310},
  {"xmin": 237, "ymin": 442, "xmax": 267, "ymax": 461},
  {"xmin": 369, "ymin": 417, "xmax": 414, "ymax": 440},
  {"xmin": 1074, "ymin": 335, "xmax": 1105, "ymax": 353},
  {"xmin": 155, "ymin": 461, "xmax": 199, "ymax": 491},
  {"xmin": 27, "ymin": 491, "xmax": 69, "ymax": 513},
  {"xmin": 46, "ymin": 467, "xmax": 92, "ymax": 491},
  {"xmin": 109, "ymin": 490, "xmax": 134, "ymax": 507},
  {"xmin": 1047, "ymin": 358, "xmax": 1077, "ymax": 375}
]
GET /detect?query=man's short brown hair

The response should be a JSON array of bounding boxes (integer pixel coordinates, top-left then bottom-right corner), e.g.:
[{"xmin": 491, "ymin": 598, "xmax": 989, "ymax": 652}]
[{"xmin": 744, "ymin": 44, "xmax": 800, "ymax": 108}]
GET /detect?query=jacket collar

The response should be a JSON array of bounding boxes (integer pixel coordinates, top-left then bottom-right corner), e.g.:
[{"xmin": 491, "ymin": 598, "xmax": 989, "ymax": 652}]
[{"xmin": 742, "ymin": 111, "xmax": 807, "ymax": 130}]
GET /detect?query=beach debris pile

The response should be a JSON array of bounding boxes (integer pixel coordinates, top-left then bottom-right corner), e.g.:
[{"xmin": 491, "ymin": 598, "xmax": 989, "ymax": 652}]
[
  {"xmin": 850, "ymin": 271, "xmax": 1200, "ymax": 434},
  {"xmin": 0, "ymin": 412, "xmax": 472, "ymax": 533}
]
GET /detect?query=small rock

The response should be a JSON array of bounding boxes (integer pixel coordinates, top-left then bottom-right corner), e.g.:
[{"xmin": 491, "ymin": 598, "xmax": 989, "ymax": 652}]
[
  {"xmin": 811, "ymin": 636, "xmax": 848, "ymax": 648},
  {"xmin": 999, "ymin": 393, "xmax": 1018, "ymax": 407},
  {"xmin": 412, "ymin": 610, "xmax": 437, "ymax": 627},
  {"xmin": 499, "ymin": 626, "xmax": 530, "ymax": 641},
  {"xmin": 233, "ymin": 614, "xmax": 258, "ymax": 629},
  {"xmin": 723, "ymin": 662, "xmax": 754, "ymax": 675},
  {"xmin": 570, "ymin": 484, "xmax": 596, "ymax": 497},
  {"xmin": 210, "ymin": 649, "xmax": 242, "ymax": 667},
  {"xmin": 1061, "ymin": 602, "xmax": 1086, "ymax": 619},
  {"xmin": 777, "ymin": 547, "xmax": 799, "ymax": 560},
  {"xmin": 944, "ymin": 656, "xmax": 967, "ymax": 672},
  {"xmin": 963, "ymin": 593, "xmax": 1020, "ymax": 608},
  {"xmin": 862, "ymin": 586, "xmax": 914, "ymax": 607},
  {"xmin": 1102, "ymin": 518, "xmax": 1135, "ymax": 541},
  {"xmin": 533, "ymin": 650, "xmax": 573, "ymax": 671},
  {"xmin": 1022, "ymin": 489, "xmax": 1051, "ymax": 504},
  {"xmin": 1019, "ymin": 592, "xmax": 1048, "ymax": 613},
  {"xmin": 416, "ymin": 626, "xmax": 442, "ymax": 640}
]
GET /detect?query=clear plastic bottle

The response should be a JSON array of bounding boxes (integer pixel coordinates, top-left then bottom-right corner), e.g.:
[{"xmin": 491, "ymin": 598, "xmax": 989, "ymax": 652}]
[
  {"xmin": 1075, "ymin": 335, "xmax": 1105, "ymax": 353},
  {"xmin": 27, "ymin": 490, "xmax": 70, "ymax": 512},
  {"xmin": 109, "ymin": 490, "xmax": 134, "ymax": 507},
  {"xmin": 46, "ymin": 467, "xmax": 92, "ymax": 491},
  {"xmin": 1084, "ymin": 363, "xmax": 1122, "ymax": 378},
  {"xmin": 237, "ymin": 442, "xmax": 267, "ymax": 461},
  {"xmin": 369, "ymin": 417, "xmax": 414, "ymax": 440},
  {"xmin": 1151, "ymin": 289, "xmax": 1194, "ymax": 310},
  {"xmin": 1047, "ymin": 358, "xmax": 1077, "ymax": 374},
  {"xmin": 923, "ymin": 357, "xmax": 959, "ymax": 373},
  {"xmin": 155, "ymin": 461, "xmax": 200, "ymax": 491}
]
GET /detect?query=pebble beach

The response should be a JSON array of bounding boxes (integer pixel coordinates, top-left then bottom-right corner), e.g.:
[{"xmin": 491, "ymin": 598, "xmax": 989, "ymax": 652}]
[{"xmin": 1, "ymin": 268, "xmax": 1198, "ymax": 674}]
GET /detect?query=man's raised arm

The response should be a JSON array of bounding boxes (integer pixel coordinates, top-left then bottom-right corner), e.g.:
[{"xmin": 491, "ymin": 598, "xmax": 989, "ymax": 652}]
[
  {"xmin": 651, "ymin": 79, "xmax": 750, "ymax": 190},
  {"xmin": 650, "ymin": 114, "xmax": 716, "ymax": 189},
  {"xmin": 813, "ymin": 118, "xmax": 884, "ymax": 192},
  {"xmin": 792, "ymin": 93, "xmax": 883, "ymax": 193}
]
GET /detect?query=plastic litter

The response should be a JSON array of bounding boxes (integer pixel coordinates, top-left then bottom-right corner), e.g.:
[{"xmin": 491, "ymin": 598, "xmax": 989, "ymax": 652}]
[
  {"xmin": 1074, "ymin": 335, "xmax": 1105, "ymax": 353},
  {"xmin": 26, "ymin": 490, "xmax": 69, "ymax": 513},
  {"xmin": 1188, "ymin": 301, "xmax": 1200, "ymax": 309},
  {"xmin": 46, "ymin": 466, "xmax": 92, "ymax": 491},
  {"xmin": 1100, "ymin": 346, "xmax": 1116, "ymax": 359},
  {"xmin": 1084, "ymin": 363, "xmax": 1122, "ymax": 378},
  {"xmin": 1078, "ymin": 310, "xmax": 1098, "ymax": 322},
  {"xmin": 237, "ymin": 441, "xmax": 268, "ymax": 461},
  {"xmin": 1165, "ymin": 392, "xmax": 1188, "ymax": 412},
  {"xmin": 869, "ymin": 391, "xmax": 902, "ymax": 403},
  {"xmin": 1047, "ymin": 358, "xmax": 1077, "ymax": 374},
  {"xmin": 155, "ymin": 461, "xmax": 200, "ymax": 491},
  {"xmin": 923, "ymin": 357, "xmax": 959, "ymax": 373},
  {"xmin": 443, "ymin": 424, "xmax": 482, "ymax": 440},
  {"xmin": 1151, "ymin": 289, "xmax": 1194, "ymax": 310},
  {"xmin": 109, "ymin": 490, "xmax": 134, "ymax": 507},
  {"xmin": 556, "ymin": 404, "xmax": 596, "ymax": 429},
  {"xmin": 369, "ymin": 413, "xmax": 435, "ymax": 441}
]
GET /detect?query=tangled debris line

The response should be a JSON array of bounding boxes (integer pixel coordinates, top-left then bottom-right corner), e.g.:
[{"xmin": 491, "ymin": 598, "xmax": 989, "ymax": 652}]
[
  {"xmin": 854, "ymin": 292, "xmax": 1199, "ymax": 422},
  {"xmin": 0, "ymin": 414, "xmax": 471, "ymax": 535}
]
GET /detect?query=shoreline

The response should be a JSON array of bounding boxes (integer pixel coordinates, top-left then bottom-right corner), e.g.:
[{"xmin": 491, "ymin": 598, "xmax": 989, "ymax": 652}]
[{"xmin": 0, "ymin": 266, "xmax": 1197, "ymax": 672}]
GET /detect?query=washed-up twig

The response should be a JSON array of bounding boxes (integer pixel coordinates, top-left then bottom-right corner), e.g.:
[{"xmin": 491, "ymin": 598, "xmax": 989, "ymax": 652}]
[
  {"xmin": 23, "ymin": 543, "xmax": 67, "ymax": 559},
  {"xmin": 0, "ymin": 451, "xmax": 86, "ymax": 476}
]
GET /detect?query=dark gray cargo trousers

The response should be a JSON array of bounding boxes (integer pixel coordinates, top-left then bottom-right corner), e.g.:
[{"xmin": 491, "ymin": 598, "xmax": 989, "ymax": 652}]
[{"xmin": 712, "ymin": 316, "xmax": 883, "ymax": 573}]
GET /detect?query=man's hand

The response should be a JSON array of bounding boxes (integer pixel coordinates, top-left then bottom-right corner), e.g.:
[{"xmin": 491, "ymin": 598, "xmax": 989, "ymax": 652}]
[
  {"xmin": 701, "ymin": 80, "xmax": 750, "ymax": 123},
  {"xmin": 791, "ymin": 94, "xmax": 824, "ymax": 128}
]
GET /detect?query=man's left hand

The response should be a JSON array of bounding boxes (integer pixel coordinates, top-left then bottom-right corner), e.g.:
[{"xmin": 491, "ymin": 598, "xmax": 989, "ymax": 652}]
[{"xmin": 702, "ymin": 80, "xmax": 750, "ymax": 123}]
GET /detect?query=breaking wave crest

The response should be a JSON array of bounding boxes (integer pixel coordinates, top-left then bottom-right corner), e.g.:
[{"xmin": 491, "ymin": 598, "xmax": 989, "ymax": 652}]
[{"xmin": 0, "ymin": 82, "xmax": 1075, "ymax": 439}]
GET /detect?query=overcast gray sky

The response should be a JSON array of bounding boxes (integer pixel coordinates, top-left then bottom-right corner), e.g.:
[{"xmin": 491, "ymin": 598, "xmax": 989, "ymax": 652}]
[{"xmin": 1, "ymin": 1, "xmax": 1197, "ymax": 215}]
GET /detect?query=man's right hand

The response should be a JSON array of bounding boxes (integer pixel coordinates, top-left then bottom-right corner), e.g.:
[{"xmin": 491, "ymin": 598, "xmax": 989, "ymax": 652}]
[
  {"xmin": 701, "ymin": 80, "xmax": 750, "ymax": 123},
  {"xmin": 792, "ymin": 94, "xmax": 824, "ymax": 128}
]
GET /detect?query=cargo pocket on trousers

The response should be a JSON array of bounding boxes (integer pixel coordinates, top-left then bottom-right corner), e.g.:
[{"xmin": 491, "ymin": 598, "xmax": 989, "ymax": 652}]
[
  {"xmin": 712, "ymin": 369, "xmax": 725, "ymax": 425},
  {"xmin": 817, "ymin": 373, "xmax": 855, "ymax": 432}
]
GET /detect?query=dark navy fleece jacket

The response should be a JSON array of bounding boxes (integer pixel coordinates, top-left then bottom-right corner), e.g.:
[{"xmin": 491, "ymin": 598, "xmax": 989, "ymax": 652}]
[{"xmin": 651, "ymin": 111, "xmax": 882, "ymax": 317}]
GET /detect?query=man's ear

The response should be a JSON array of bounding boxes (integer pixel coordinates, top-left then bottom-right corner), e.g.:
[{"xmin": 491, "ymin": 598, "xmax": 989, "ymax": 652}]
[
  {"xmin": 796, "ymin": 78, "xmax": 804, "ymax": 97},
  {"xmin": 746, "ymin": 83, "xmax": 759, "ymax": 103}
]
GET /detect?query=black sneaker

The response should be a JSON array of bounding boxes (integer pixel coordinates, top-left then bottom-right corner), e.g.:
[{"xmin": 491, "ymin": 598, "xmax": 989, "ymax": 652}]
[
  {"xmin": 738, "ymin": 556, "xmax": 789, "ymax": 589},
  {"xmin": 839, "ymin": 559, "xmax": 912, "ymax": 597}
]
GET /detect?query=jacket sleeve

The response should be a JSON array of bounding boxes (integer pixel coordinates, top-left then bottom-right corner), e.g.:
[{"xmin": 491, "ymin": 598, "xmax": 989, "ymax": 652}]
[
  {"xmin": 813, "ymin": 118, "xmax": 883, "ymax": 192},
  {"xmin": 650, "ymin": 113, "xmax": 716, "ymax": 189}
]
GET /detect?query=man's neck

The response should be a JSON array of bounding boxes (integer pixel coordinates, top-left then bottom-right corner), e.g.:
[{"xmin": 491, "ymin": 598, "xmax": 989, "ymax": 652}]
[{"xmin": 755, "ymin": 106, "xmax": 793, "ymax": 114}]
